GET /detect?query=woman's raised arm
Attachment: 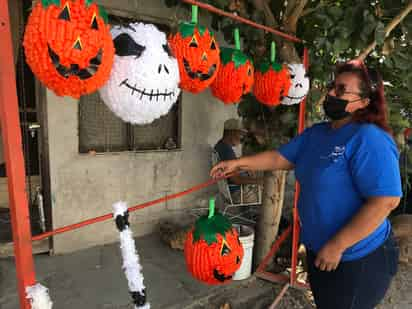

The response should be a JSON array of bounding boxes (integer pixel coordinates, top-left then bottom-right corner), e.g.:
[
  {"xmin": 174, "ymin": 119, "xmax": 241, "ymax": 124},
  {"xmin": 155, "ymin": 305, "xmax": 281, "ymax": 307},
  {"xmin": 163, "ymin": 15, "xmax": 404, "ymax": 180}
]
[{"xmin": 210, "ymin": 150, "xmax": 293, "ymax": 179}]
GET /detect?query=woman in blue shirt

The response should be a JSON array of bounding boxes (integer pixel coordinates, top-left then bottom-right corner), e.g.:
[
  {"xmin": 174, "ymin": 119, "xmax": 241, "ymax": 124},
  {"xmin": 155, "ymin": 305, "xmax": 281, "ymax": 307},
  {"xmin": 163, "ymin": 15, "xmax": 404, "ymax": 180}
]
[{"xmin": 210, "ymin": 60, "xmax": 401, "ymax": 309}]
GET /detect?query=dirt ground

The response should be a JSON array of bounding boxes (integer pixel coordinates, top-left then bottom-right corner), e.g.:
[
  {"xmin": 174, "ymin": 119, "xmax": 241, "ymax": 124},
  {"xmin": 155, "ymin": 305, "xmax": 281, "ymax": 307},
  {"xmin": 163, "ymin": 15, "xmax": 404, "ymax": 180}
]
[
  {"xmin": 271, "ymin": 263, "xmax": 412, "ymax": 309},
  {"xmin": 378, "ymin": 263, "xmax": 412, "ymax": 309}
]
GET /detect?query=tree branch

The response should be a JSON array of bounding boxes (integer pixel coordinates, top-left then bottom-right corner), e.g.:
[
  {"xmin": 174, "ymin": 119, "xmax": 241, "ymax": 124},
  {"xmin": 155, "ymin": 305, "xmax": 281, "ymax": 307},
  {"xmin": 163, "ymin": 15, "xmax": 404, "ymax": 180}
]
[
  {"xmin": 252, "ymin": 0, "xmax": 278, "ymax": 28},
  {"xmin": 283, "ymin": 0, "xmax": 309, "ymax": 33},
  {"xmin": 285, "ymin": 0, "xmax": 298, "ymax": 18},
  {"xmin": 357, "ymin": 1, "xmax": 412, "ymax": 61}
]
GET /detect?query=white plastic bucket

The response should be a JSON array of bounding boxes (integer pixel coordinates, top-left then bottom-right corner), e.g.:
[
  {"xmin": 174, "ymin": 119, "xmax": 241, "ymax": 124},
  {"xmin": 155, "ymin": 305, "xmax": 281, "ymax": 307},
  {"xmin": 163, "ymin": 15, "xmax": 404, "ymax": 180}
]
[{"xmin": 233, "ymin": 224, "xmax": 255, "ymax": 281}]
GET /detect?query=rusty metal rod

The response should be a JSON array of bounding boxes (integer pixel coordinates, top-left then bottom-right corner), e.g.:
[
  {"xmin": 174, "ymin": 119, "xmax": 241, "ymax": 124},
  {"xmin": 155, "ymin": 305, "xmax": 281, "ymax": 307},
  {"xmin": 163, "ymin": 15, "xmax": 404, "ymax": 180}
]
[{"xmin": 181, "ymin": 0, "xmax": 303, "ymax": 43}]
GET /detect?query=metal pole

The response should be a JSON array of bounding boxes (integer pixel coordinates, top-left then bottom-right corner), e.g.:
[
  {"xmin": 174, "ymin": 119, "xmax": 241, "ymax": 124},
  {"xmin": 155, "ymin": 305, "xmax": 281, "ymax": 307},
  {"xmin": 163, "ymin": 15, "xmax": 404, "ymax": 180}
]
[
  {"xmin": 290, "ymin": 47, "xmax": 309, "ymax": 285},
  {"xmin": 269, "ymin": 283, "xmax": 290, "ymax": 309},
  {"xmin": 0, "ymin": 0, "xmax": 36, "ymax": 308},
  {"xmin": 181, "ymin": 0, "xmax": 303, "ymax": 43}
]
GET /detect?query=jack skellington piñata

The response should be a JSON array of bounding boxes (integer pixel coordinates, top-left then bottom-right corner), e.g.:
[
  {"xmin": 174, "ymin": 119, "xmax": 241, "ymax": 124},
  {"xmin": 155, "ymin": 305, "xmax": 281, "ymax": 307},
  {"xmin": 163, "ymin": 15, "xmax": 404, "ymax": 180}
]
[
  {"xmin": 99, "ymin": 23, "xmax": 180, "ymax": 125},
  {"xmin": 281, "ymin": 64, "xmax": 310, "ymax": 106}
]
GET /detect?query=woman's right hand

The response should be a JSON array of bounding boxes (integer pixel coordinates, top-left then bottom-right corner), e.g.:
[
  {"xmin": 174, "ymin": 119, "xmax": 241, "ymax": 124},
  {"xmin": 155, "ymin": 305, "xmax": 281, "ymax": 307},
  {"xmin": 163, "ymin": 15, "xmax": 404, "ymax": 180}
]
[{"xmin": 210, "ymin": 160, "xmax": 240, "ymax": 179}]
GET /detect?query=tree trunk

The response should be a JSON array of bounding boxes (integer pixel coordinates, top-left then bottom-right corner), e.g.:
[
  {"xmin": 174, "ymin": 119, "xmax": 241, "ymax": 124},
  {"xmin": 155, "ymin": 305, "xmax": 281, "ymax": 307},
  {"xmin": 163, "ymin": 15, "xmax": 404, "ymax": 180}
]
[{"xmin": 254, "ymin": 170, "xmax": 287, "ymax": 267}]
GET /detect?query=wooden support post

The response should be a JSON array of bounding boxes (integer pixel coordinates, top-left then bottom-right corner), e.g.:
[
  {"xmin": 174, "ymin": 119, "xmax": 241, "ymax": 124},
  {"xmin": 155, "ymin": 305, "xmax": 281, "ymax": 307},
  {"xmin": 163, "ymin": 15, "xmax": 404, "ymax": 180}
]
[
  {"xmin": 0, "ymin": 0, "xmax": 36, "ymax": 308},
  {"xmin": 255, "ymin": 170, "xmax": 287, "ymax": 266}
]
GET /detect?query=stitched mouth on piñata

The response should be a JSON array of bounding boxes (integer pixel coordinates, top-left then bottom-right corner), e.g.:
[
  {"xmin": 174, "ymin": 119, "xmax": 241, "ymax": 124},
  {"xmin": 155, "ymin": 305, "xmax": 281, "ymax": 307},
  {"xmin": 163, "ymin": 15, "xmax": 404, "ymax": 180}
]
[
  {"xmin": 213, "ymin": 269, "xmax": 233, "ymax": 282},
  {"xmin": 48, "ymin": 45, "xmax": 102, "ymax": 80},
  {"xmin": 183, "ymin": 58, "xmax": 217, "ymax": 81},
  {"xmin": 120, "ymin": 79, "xmax": 176, "ymax": 102},
  {"xmin": 286, "ymin": 94, "xmax": 306, "ymax": 100}
]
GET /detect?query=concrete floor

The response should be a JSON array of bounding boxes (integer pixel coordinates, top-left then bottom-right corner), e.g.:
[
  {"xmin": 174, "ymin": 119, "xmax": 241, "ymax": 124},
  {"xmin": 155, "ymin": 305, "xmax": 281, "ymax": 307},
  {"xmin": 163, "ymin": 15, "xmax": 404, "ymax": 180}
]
[{"xmin": 0, "ymin": 233, "xmax": 279, "ymax": 309}]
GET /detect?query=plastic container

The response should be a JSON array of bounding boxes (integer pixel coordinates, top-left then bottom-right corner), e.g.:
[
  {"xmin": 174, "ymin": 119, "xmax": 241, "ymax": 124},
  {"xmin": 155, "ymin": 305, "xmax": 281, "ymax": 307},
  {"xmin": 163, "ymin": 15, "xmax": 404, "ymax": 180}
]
[{"xmin": 233, "ymin": 224, "xmax": 255, "ymax": 280}]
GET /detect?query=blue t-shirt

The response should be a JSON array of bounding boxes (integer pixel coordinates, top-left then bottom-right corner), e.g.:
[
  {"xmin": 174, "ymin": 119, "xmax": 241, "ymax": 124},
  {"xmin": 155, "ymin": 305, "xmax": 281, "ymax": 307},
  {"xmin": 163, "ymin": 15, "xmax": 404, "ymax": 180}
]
[
  {"xmin": 215, "ymin": 140, "xmax": 237, "ymax": 162},
  {"xmin": 278, "ymin": 122, "xmax": 402, "ymax": 261}
]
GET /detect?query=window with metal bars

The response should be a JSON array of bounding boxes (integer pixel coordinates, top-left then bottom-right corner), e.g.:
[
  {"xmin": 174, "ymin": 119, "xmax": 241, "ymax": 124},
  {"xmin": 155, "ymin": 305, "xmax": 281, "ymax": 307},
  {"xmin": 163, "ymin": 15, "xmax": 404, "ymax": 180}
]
[
  {"xmin": 78, "ymin": 93, "xmax": 181, "ymax": 153},
  {"xmin": 78, "ymin": 15, "xmax": 181, "ymax": 154}
]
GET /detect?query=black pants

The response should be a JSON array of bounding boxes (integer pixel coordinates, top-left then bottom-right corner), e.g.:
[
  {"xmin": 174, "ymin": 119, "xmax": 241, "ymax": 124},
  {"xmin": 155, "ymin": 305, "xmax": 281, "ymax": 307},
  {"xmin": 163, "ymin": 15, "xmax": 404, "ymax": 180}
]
[{"xmin": 307, "ymin": 235, "xmax": 399, "ymax": 309}]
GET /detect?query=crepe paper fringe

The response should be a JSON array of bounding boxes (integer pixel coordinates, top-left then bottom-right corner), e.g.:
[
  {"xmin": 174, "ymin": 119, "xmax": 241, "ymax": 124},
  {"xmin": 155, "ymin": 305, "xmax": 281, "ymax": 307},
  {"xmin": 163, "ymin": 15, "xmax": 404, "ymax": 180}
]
[
  {"xmin": 211, "ymin": 59, "xmax": 254, "ymax": 104},
  {"xmin": 26, "ymin": 283, "xmax": 53, "ymax": 309},
  {"xmin": 99, "ymin": 23, "xmax": 180, "ymax": 125},
  {"xmin": 113, "ymin": 201, "xmax": 150, "ymax": 309},
  {"xmin": 23, "ymin": 0, "xmax": 114, "ymax": 99},
  {"xmin": 168, "ymin": 25, "xmax": 220, "ymax": 93},
  {"xmin": 184, "ymin": 200, "xmax": 244, "ymax": 285},
  {"xmin": 253, "ymin": 64, "xmax": 291, "ymax": 107},
  {"xmin": 184, "ymin": 229, "xmax": 244, "ymax": 285}
]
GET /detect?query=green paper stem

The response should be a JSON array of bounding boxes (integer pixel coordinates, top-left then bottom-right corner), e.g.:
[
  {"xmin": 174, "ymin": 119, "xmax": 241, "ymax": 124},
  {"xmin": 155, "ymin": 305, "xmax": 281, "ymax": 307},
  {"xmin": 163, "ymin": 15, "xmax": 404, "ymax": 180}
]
[
  {"xmin": 191, "ymin": 5, "xmax": 198, "ymax": 24},
  {"xmin": 234, "ymin": 28, "xmax": 241, "ymax": 50},
  {"xmin": 208, "ymin": 198, "xmax": 215, "ymax": 219},
  {"xmin": 271, "ymin": 41, "xmax": 276, "ymax": 63}
]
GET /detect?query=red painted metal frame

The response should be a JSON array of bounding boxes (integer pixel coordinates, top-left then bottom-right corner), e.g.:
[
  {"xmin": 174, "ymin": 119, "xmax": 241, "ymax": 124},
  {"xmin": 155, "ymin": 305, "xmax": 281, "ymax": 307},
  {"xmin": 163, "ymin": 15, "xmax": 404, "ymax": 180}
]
[
  {"xmin": 290, "ymin": 47, "xmax": 309, "ymax": 285},
  {"xmin": 33, "ymin": 176, "xmax": 222, "ymax": 241},
  {"xmin": 0, "ymin": 1, "xmax": 36, "ymax": 308},
  {"xmin": 255, "ymin": 47, "xmax": 310, "ymax": 294},
  {"xmin": 181, "ymin": 0, "xmax": 303, "ymax": 43}
]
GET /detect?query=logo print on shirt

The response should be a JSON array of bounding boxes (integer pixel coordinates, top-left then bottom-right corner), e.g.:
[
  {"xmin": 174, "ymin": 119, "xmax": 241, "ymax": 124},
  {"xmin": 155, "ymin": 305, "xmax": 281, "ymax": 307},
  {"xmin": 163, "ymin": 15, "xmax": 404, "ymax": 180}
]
[{"xmin": 320, "ymin": 146, "xmax": 345, "ymax": 162}]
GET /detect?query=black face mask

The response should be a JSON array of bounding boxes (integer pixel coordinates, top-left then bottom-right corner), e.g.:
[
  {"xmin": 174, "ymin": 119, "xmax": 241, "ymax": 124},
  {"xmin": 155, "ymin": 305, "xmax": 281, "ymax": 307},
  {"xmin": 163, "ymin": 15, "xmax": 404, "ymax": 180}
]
[{"xmin": 323, "ymin": 95, "xmax": 351, "ymax": 120}]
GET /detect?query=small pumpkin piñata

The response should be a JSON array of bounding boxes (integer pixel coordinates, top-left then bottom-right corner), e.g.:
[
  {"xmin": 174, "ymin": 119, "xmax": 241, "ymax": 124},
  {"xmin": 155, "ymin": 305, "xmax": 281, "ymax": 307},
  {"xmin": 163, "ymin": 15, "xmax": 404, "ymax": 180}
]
[
  {"xmin": 211, "ymin": 28, "xmax": 254, "ymax": 104},
  {"xmin": 253, "ymin": 42, "xmax": 291, "ymax": 106},
  {"xmin": 23, "ymin": 0, "xmax": 114, "ymax": 98},
  {"xmin": 168, "ymin": 5, "xmax": 220, "ymax": 93},
  {"xmin": 184, "ymin": 199, "xmax": 244, "ymax": 285}
]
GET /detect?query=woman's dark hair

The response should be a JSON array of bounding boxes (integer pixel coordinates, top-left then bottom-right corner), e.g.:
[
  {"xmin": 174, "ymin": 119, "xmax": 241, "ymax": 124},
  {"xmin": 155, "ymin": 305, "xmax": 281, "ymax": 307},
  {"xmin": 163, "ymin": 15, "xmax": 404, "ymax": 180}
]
[{"xmin": 335, "ymin": 61, "xmax": 392, "ymax": 134}]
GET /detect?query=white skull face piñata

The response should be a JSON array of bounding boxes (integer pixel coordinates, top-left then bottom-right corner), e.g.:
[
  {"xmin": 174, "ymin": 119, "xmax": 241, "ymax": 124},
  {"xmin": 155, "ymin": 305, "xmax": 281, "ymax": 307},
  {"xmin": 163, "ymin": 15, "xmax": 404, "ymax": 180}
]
[
  {"xmin": 281, "ymin": 64, "xmax": 309, "ymax": 106},
  {"xmin": 99, "ymin": 23, "xmax": 181, "ymax": 124}
]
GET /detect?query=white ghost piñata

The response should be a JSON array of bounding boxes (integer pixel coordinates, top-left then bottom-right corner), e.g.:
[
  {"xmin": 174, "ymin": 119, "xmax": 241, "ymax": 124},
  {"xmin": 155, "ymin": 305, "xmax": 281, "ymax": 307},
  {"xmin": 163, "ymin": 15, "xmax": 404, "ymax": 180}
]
[{"xmin": 281, "ymin": 63, "xmax": 309, "ymax": 106}]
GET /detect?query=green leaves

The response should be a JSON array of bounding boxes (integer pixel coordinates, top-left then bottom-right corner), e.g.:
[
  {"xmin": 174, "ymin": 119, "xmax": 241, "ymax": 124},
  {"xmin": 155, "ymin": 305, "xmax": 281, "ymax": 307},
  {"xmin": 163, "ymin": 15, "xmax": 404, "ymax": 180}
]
[
  {"xmin": 375, "ymin": 22, "xmax": 386, "ymax": 45},
  {"xmin": 179, "ymin": 22, "xmax": 208, "ymax": 38},
  {"xmin": 327, "ymin": 6, "xmax": 343, "ymax": 20},
  {"xmin": 220, "ymin": 48, "xmax": 250, "ymax": 68},
  {"xmin": 98, "ymin": 5, "xmax": 109, "ymax": 24},
  {"xmin": 41, "ymin": 0, "xmax": 60, "ymax": 8},
  {"xmin": 193, "ymin": 212, "xmax": 232, "ymax": 245},
  {"xmin": 258, "ymin": 62, "xmax": 282, "ymax": 74}
]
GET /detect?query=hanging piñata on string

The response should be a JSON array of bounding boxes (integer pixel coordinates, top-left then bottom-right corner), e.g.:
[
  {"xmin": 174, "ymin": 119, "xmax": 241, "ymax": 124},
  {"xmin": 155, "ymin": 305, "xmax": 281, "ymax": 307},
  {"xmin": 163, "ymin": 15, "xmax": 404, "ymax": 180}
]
[
  {"xmin": 184, "ymin": 199, "xmax": 244, "ymax": 285},
  {"xmin": 99, "ymin": 23, "xmax": 180, "ymax": 125},
  {"xmin": 253, "ymin": 42, "xmax": 291, "ymax": 107},
  {"xmin": 168, "ymin": 5, "xmax": 220, "ymax": 93},
  {"xmin": 23, "ymin": 0, "xmax": 114, "ymax": 99},
  {"xmin": 211, "ymin": 28, "xmax": 254, "ymax": 104},
  {"xmin": 281, "ymin": 64, "xmax": 310, "ymax": 105}
]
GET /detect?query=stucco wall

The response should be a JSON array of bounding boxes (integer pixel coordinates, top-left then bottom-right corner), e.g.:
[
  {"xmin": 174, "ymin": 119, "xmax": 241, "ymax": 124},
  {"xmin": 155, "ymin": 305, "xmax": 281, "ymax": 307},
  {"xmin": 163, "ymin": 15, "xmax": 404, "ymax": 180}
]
[{"xmin": 46, "ymin": 0, "xmax": 238, "ymax": 253}]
